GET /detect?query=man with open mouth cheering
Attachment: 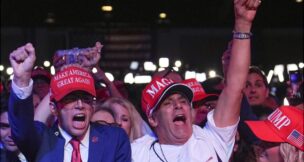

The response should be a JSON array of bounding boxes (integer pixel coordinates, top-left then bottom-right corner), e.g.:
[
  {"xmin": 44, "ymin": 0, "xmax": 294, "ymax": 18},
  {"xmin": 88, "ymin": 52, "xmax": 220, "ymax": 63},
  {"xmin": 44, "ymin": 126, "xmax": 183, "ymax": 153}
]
[{"xmin": 8, "ymin": 43, "xmax": 131, "ymax": 162}]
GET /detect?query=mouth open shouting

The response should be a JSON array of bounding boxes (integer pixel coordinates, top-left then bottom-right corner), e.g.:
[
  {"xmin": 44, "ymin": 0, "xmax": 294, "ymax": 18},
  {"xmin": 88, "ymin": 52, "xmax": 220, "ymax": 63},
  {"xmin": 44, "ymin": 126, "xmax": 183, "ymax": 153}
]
[{"xmin": 173, "ymin": 114, "xmax": 187, "ymax": 125}]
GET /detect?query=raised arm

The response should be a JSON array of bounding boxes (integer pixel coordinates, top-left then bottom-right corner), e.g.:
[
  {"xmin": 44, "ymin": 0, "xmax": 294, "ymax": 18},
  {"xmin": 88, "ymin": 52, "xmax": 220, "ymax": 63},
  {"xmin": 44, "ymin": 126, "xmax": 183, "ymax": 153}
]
[
  {"xmin": 214, "ymin": 0, "xmax": 261, "ymax": 127},
  {"xmin": 93, "ymin": 66, "xmax": 123, "ymax": 98},
  {"xmin": 8, "ymin": 43, "xmax": 41, "ymax": 161}
]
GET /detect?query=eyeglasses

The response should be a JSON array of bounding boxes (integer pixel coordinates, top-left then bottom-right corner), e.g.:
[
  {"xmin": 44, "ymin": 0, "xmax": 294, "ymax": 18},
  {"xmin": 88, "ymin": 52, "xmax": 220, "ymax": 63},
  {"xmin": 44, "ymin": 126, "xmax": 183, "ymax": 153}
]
[
  {"xmin": 57, "ymin": 92, "xmax": 95, "ymax": 108},
  {"xmin": 193, "ymin": 101, "xmax": 216, "ymax": 110}
]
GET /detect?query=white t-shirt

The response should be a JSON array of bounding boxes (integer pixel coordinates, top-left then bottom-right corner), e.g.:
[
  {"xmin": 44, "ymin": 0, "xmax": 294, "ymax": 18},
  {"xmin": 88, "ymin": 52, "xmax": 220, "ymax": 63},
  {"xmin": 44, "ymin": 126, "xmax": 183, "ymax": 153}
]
[{"xmin": 131, "ymin": 110, "xmax": 238, "ymax": 162}]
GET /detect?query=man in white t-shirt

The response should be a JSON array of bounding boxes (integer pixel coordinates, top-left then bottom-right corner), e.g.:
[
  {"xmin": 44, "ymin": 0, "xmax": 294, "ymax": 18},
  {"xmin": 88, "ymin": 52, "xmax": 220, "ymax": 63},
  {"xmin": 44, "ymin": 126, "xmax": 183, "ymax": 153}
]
[{"xmin": 132, "ymin": 0, "xmax": 261, "ymax": 161}]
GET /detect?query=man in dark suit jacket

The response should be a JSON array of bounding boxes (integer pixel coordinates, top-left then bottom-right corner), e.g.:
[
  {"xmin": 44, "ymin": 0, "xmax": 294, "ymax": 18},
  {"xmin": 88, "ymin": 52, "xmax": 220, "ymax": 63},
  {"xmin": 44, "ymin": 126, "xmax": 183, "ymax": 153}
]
[{"xmin": 8, "ymin": 43, "xmax": 131, "ymax": 162}]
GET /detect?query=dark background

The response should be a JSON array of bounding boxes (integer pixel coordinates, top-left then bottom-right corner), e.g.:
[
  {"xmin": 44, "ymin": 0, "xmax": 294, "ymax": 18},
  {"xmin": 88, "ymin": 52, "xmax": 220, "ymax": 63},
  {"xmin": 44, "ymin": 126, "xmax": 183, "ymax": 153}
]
[{"xmin": 1, "ymin": 0, "xmax": 303, "ymax": 78}]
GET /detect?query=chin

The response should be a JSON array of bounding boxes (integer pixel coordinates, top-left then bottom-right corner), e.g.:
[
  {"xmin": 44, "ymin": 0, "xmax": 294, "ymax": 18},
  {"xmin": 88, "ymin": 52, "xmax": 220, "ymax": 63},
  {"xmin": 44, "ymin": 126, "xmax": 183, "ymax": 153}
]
[
  {"xmin": 6, "ymin": 145, "xmax": 19, "ymax": 152},
  {"xmin": 70, "ymin": 129, "xmax": 87, "ymax": 138}
]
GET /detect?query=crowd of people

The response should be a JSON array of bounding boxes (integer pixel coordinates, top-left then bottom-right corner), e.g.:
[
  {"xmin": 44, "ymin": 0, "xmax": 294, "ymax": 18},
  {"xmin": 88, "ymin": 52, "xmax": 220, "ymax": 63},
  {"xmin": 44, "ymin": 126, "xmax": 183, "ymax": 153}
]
[{"xmin": 1, "ymin": 0, "xmax": 303, "ymax": 162}]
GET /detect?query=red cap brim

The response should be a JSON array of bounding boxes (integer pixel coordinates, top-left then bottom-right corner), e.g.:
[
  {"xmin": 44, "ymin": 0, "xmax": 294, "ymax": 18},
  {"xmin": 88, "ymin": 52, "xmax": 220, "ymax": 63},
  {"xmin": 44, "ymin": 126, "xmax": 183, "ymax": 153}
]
[{"xmin": 245, "ymin": 120, "xmax": 284, "ymax": 142}]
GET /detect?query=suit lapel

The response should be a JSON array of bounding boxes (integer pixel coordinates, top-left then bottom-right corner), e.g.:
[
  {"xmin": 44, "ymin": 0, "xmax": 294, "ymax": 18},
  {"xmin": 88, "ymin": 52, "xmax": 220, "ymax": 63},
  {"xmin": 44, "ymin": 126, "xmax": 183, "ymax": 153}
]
[
  {"xmin": 51, "ymin": 125, "xmax": 65, "ymax": 161},
  {"xmin": 88, "ymin": 125, "xmax": 104, "ymax": 162}
]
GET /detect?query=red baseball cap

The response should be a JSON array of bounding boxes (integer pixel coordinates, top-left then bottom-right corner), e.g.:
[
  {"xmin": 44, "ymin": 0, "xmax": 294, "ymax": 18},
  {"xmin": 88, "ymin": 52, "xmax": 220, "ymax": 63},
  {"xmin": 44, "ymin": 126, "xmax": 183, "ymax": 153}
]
[
  {"xmin": 183, "ymin": 78, "xmax": 218, "ymax": 103},
  {"xmin": 245, "ymin": 106, "xmax": 304, "ymax": 151},
  {"xmin": 31, "ymin": 67, "xmax": 52, "ymax": 81},
  {"xmin": 50, "ymin": 66, "xmax": 96, "ymax": 101},
  {"xmin": 141, "ymin": 77, "xmax": 193, "ymax": 117}
]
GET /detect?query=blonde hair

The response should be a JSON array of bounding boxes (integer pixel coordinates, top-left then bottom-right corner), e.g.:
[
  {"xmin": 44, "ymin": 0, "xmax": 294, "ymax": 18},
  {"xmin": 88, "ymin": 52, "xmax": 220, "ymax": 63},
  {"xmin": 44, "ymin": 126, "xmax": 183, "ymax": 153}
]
[
  {"xmin": 280, "ymin": 143, "xmax": 304, "ymax": 162},
  {"xmin": 102, "ymin": 97, "xmax": 153, "ymax": 142}
]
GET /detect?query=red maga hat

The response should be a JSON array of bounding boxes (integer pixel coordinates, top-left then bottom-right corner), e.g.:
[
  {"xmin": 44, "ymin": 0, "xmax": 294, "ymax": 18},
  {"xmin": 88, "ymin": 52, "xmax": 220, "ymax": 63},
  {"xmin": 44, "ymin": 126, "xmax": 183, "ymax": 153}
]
[
  {"xmin": 245, "ymin": 106, "xmax": 304, "ymax": 151},
  {"xmin": 141, "ymin": 77, "xmax": 193, "ymax": 117},
  {"xmin": 31, "ymin": 67, "xmax": 52, "ymax": 81},
  {"xmin": 183, "ymin": 78, "xmax": 218, "ymax": 103},
  {"xmin": 50, "ymin": 66, "xmax": 96, "ymax": 101}
]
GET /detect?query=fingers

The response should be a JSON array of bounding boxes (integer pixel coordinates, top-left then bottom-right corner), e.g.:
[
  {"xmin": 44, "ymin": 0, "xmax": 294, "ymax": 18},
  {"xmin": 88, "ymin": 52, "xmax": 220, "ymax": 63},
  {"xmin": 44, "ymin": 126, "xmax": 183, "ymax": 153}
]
[
  {"xmin": 95, "ymin": 41, "xmax": 103, "ymax": 53},
  {"xmin": 24, "ymin": 43, "xmax": 35, "ymax": 54},
  {"xmin": 10, "ymin": 45, "xmax": 29, "ymax": 63},
  {"xmin": 245, "ymin": 0, "xmax": 261, "ymax": 10}
]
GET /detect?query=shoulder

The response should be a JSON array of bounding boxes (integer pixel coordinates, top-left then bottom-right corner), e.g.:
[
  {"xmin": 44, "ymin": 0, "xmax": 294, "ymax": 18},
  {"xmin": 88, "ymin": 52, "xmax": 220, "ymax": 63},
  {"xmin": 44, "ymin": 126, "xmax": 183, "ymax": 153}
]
[
  {"xmin": 91, "ymin": 123, "xmax": 128, "ymax": 140},
  {"xmin": 131, "ymin": 134, "xmax": 155, "ymax": 149}
]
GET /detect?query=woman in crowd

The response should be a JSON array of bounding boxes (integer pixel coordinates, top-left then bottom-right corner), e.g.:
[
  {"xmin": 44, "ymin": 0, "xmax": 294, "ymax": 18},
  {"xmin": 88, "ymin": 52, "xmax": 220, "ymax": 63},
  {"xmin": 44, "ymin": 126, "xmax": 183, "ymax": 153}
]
[
  {"xmin": 101, "ymin": 97, "xmax": 153, "ymax": 142},
  {"xmin": 91, "ymin": 101, "xmax": 117, "ymax": 126}
]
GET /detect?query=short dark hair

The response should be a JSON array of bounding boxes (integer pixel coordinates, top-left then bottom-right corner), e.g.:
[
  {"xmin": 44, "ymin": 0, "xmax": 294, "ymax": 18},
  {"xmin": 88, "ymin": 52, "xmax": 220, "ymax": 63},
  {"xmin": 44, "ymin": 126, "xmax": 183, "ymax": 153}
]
[{"xmin": 249, "ymin": 66, "xmax": 269, "ymax": 89}]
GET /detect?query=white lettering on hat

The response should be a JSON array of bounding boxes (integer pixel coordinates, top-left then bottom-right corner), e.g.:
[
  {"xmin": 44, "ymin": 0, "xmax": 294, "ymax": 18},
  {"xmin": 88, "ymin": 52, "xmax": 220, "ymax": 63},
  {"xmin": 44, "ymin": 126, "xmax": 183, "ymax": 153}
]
[
  {"xmin": 146, "ymin": 78, "xmax": 174, "ymax": 98},
  {"xmin": 268, "ymin": 109, "xmax": 291, "ymax": 130},
  {"xmin": 75, "ymin": 77, "xmax": 90, "ymax": 84},
  {"xmin": 54, "ymin": 71, "xmax": 69, "ymax": 81},
  {"xmin": 57, "ymin": 77, "xmax": 74, "ymax": 88},
  {"xmin": 69, "ymin": 69, "xmax": 90, "ymax": 78}
]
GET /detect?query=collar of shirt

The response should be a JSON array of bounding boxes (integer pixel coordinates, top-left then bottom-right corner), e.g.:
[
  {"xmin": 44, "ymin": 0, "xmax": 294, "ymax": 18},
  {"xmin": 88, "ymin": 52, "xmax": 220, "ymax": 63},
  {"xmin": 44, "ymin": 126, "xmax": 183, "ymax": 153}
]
[
  {"xmin": 18, "ymin": 152, "xmax": 27, "ymax": 162},
  {"xmin": 58, "ymin": 125, "xmax": 90, "ymax": 149}
]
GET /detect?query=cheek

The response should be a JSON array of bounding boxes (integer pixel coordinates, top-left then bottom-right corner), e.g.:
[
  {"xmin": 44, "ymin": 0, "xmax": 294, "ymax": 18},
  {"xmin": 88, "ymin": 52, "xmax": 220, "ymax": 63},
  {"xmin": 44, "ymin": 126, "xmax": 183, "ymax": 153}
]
[{"xmin": 257, "ymin": 88, "xmax": 268, "ymax": 97}]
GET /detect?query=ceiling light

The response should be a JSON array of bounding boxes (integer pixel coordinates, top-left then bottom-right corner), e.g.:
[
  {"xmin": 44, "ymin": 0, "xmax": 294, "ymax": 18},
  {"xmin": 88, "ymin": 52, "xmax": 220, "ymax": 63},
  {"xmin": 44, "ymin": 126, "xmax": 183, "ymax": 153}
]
[
  {"xmin": 6, "ymin": 67, "xmax": 13, "ymax": 75},
  {"xmin": 124, "ymin": 73, "xmax": 134, "ymax": 84},
  {"xmin": 105, "ymin": 72, "xmax": 114, "ymax": 81},
  {"xmin": 50, "ymin": 66, "xmax": 56, "ymax": 75},
  {"xmin": 43, "ymin": 61, "xmax": 51, "ymax": 67},
  {"xmin": 274, "ymin": 64, "xmax": 284, "ymax": 75},
  {"xmin": 159, "ymin": 57, "xmax": 169, "ymax": 68},
  {"xmin": 185, "ymin": 71, "xmax": 196, "ymax": 79},
  {"xmin": 209, "ymin": 70, "xmax": 216, "ymax": 78},
  {"xmin": 174, "ymin": 60, "xmax": 182, "ymax": 68},
  {"xmin": 144, "ymin": 61, "xmax": 157, "ymax": 71},
  {"xmin": 296, "ymin": 0, "xmax": 302, "ymax": 3},
  {"xmin": 159, "ymin": 12, "xmax": 167, "ymax": 19},
  {"xmin": 196, "ymin": 73, "xmax": 207, "ymax": 82},
  {"xmin": 45, "ymin": 13, "xmax": 55, "ymax": 24},
  {"xmin": 92, "ymin": 67, "xmax": 98, "ymax": 74},
  {"xmin": 0, "ymin": 65, "xmax": 4, "ymax": 71},
  {"xmin": 101, "ymin": 5, "xmax": 113, "ymax": 12},
  {"xmin": 130, "ymin": 61, "xmax": 139, "ymax": 70},
  {"xmin": 134, "ymin": 75, "xmax": 151, "ymax": 84},
  {"xmin": 287, "ymin": 64, "xmax": 298, "ymax": 72},
  {"xmin": 267, "ymin": 70, "xmax": 274, "ymax": 83},
  {"xmin": 299, "ymin": 62, "xmax": 304, "ymax": 68}
]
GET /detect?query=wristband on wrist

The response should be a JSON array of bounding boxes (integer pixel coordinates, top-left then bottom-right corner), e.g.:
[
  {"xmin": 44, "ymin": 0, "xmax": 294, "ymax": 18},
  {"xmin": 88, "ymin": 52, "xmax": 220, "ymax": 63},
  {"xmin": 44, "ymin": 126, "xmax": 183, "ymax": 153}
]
[{"xmin": 232, "ymin": 31, "xmax": 253, "ymax": 39}]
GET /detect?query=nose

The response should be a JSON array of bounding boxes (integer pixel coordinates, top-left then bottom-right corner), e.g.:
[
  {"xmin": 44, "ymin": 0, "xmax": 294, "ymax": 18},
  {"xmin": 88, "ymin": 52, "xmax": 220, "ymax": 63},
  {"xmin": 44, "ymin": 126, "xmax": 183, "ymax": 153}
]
[
  {"xmin": 75, "ymin": 99, "xmax": 84, "ymax": 109},
  {"xmin": 116, "ymin": 120, "xmax": 122, "ymax": 127},
  {"xmin": 174, "ymin": 101, "xmax": 182, "ymax": 109},
  {"xmin": 249, "ymin": 86, "xmax": 256, "ymax": 94}
]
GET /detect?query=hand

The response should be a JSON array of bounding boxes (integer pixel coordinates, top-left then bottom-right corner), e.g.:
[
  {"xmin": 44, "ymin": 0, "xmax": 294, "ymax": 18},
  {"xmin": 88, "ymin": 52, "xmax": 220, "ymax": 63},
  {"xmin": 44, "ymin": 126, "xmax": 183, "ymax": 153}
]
[
  {"xmin": 79, "ymin": 42, "xmax": 103, "ymax": 69},
  {"xmin": 221, "ymin": 41, "xmax": 233, "ymax": 76},
  {"xmin": 92, "ymin": 66, "xmax": 111, "ymax": 84},
  {"xmin": 9, "ymin": 43, "xmax": 36, "ymax": 87},
  {"xmin": 234, "ymin": 0, "xmax": 261, "ymax": 32}
]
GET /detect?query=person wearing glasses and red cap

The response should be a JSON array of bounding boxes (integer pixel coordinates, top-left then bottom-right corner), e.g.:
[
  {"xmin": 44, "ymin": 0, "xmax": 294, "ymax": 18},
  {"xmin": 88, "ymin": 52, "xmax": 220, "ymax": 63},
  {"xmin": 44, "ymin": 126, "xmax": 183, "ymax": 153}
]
[
  {"xmin": 183, "ymin": 78, "xmax": 219, "ymax": 126},
  {"xmin": 8, "ymin": 43, "xmax": 131, "ymax": 162}
]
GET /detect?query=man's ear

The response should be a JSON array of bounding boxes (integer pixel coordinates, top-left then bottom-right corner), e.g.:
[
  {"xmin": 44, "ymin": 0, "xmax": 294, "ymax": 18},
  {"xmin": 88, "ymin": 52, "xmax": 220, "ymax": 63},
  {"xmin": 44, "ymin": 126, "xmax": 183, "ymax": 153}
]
[
  {"xmin": 49, "ymin": 102, "xmax": 58, "ymax": 116},
  {"xmin": 148, "ymin": 113, "xmax": 158, "ymax": 128}
]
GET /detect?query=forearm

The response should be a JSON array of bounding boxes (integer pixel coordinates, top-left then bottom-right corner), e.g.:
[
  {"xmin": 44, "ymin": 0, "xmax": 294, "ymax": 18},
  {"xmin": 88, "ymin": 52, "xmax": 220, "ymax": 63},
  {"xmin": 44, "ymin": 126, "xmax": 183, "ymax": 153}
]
[
  {"xmin": 214, "ymin": 23, "xmax": 252, "ymax": 127},
  {"xmin": 8, "ymin": 91, "xmax": 40, "ymax": 161},
  {"xmin": 34, "ymin": 93, "xmax": 52, "ymax": 124},
  {"xmin": 94, "ymin": 66, "xmax": 123, "ymax": 98}
]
